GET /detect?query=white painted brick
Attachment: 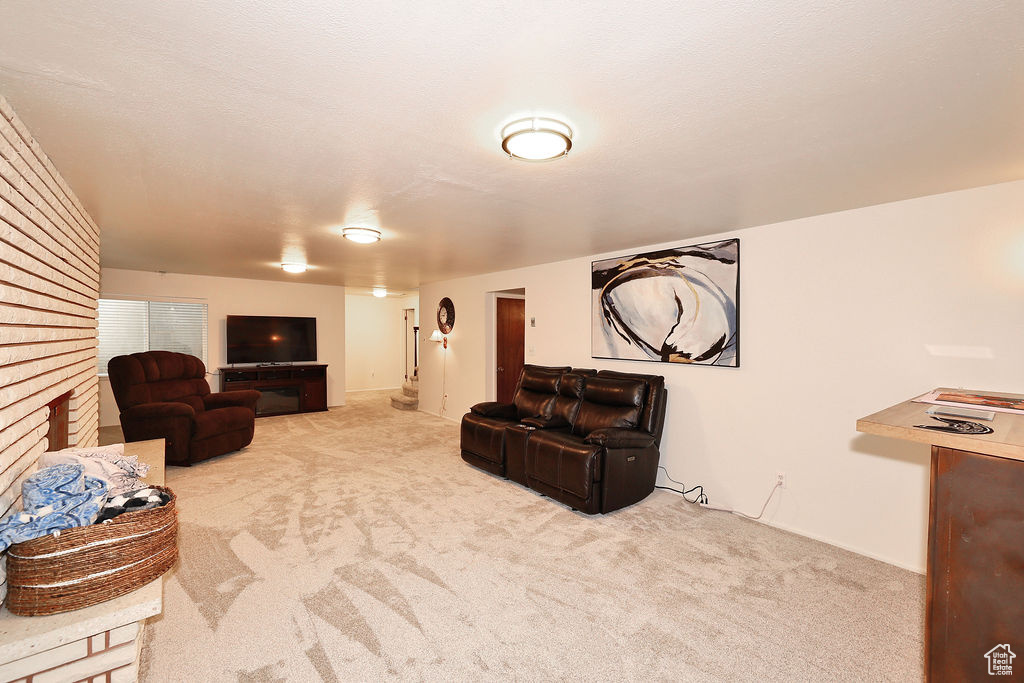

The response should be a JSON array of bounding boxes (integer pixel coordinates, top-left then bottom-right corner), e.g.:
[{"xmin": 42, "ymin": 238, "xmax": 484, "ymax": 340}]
[
  {"xmin": 89, "ymin": 633, "xmax": 105, "ymax": 653},
  {"xmin": 108, "ymin": 622, "xmax": 140, "ymax": 648},
  {"xmin": 34, "ymin": 641, "xmax": 136, "ymax": 683},
  {"xmin": 109, "ymin": 660, "xmax": 139, "ymax": 683},
  {"xmin": 0, "ymin": 636, "xmax": 88, "ymax": 681}
]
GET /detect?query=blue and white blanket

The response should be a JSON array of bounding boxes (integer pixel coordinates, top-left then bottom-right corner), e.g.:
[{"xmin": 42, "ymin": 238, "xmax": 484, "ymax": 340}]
[{"xmin": 0, "ymin": 464, "xmax": 108, "ymax": 552}]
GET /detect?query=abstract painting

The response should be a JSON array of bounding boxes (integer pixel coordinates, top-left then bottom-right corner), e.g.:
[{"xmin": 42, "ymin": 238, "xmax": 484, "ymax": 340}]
[{"xmin": 592, "ymin": 238, "xmax": 739, "ymax": 366}]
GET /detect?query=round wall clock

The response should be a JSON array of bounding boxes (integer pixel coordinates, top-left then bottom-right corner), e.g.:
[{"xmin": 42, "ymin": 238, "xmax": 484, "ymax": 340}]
[{"xmin": 437, "ymin": 297, "xmax": 455, "ymax": 334}]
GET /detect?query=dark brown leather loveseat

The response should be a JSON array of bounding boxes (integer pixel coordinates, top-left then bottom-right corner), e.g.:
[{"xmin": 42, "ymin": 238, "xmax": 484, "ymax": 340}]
[
  {"xmin": 460, "ymin": 365, "xmax": 667, "ymax": 513},
  {"xmin": 108, "ymin": 351, "xmax": 261, "ymax": 466}
]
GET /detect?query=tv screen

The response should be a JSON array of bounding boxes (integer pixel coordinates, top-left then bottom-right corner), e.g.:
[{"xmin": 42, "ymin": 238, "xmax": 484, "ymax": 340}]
[{"xmin": 226, "ymin": 315, "xmax": 317, "ymax": 364}]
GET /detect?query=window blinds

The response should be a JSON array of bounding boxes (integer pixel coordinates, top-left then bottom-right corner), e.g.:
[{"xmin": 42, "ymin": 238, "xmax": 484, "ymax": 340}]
[{"xmin": 97, "ymin": 299, "xmax": 208, "ymax": 374}]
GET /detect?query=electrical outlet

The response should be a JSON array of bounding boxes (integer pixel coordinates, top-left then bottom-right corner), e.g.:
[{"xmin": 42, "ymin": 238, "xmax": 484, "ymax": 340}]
[{"xmin": 776, "ymin": 472, "xmax": 786, "ymax": 489}]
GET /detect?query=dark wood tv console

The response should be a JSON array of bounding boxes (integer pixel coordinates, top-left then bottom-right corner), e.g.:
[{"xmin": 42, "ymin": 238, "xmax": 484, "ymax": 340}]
[{"xmin": 219, "ymin": 364, "xmax": 328, "ymax": 417}]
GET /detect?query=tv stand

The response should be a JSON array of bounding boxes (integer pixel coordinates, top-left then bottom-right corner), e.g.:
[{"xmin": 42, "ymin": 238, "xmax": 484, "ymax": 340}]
[{"xmin": 220, "ymin": 364, "xmax": 327, "ymax": 417}]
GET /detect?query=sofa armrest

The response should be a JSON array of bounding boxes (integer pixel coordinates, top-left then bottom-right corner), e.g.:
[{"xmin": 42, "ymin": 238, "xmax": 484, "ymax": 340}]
[
  {"xmin": 122, "ymin": 402, "xmax": 195, "ymax": 420},
  {"xmin": 521, "ymin": 415, "xmax": 570, "ymax": 430},
  {"xmin": 204, "ymin": 390, "xmax": 260, "ymax": 412},
  {"xmin": 470, "ymin": 402, "xmax": 517, "ymax": 419},
  {"xmin": 584, "ymin": 428, "xmax": 655, "ymax": 449}
]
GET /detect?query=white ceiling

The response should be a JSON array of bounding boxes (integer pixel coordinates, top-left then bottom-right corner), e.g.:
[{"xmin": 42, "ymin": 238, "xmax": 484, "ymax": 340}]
[{"xmin": 1, "ymin": 1, "xmax": 1022, "ymax": 290}]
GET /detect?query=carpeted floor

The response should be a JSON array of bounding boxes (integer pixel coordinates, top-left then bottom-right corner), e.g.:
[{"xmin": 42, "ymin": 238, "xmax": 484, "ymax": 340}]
[{"xmin": 134, "ymin": 391, "xmax": 924, "ymax": 682}]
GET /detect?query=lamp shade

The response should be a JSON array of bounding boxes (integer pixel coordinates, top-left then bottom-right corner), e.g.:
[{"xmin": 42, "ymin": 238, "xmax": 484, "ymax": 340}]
[{"xmin": 429, "ymin": 329, "xmax": 444, "ymax": 342}]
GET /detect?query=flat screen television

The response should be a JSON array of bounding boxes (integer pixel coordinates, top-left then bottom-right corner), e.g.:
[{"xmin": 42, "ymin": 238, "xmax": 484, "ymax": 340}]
[{"xmin": 226, "ymin": 315, "xmax": 317, "ymax": 365}]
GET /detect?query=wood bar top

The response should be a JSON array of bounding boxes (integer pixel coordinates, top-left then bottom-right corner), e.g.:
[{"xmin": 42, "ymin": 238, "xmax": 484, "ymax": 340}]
[{"xmin": 857, "ymin": 388, "xmax": 1024, "ymax": 462}]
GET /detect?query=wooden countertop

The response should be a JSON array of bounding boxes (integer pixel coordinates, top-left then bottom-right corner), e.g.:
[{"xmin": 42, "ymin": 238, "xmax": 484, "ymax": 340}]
[
  {"xmin": 0, "ymin": 439, "xmax": 166, "ymax": 662},
  {"xmin": 857, "ymin": 388, "xmax": 1024, "ymax": 462}
]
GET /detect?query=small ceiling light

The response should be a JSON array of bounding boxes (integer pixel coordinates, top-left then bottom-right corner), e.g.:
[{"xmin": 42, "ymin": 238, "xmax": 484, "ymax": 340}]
[
  {"xmin": 281, "ymin": 262, "xmax": 307, "ymax": 273},
  {"xmin": 372, "ymin": 287, "xmax": 387, "ymax": 298},
  {"xmin": 342, "ymin": 227, "xmax": 382, "ymax": 244},
  {"xmin": 501, "ymin": 117, "xmax": 573, "ymax": 161}
]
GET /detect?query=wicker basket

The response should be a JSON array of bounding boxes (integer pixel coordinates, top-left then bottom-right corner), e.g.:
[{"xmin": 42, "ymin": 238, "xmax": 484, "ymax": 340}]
[{"xmin": 5, "ymin": 486, "xmax": 178, "ymax": 616}]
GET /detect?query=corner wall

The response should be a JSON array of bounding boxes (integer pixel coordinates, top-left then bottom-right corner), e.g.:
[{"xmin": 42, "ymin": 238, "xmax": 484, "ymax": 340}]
[
  {"xmin": 98, "ymin": 268, "xmax": 346, "ymax": 427},
  {"xmin": 0, "ymin": 95, "xmax": 101, "ymax": 516},
  {"xmin": 418, "ymin": 179, "xmax": 1024, "ymax": 572}
]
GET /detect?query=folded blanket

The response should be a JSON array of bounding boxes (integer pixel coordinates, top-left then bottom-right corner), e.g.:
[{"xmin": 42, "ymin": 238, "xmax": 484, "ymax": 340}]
[
  {"xmin": 39, "ymin": 444, "xmax": 150, "ymax": 496},
  {"xmin": 0, "ymin": 464, "xmax": 109, "ymax": 552},
  {"xmin": 95, "ymin": 488, "xmax": 171, "ymax": 523}
]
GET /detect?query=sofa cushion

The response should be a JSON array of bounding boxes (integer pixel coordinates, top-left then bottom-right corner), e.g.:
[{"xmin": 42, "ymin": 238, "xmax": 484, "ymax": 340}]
[
  {"xmin": 193, "ymin": 407, "xmax": 254, "ymax": 442},
  {"xmin": 525, "ymin": 430, "xmax": 602, "ymax": 500},
  {"xmin": 460, "ymin": 412, "xmax": 511, "ymax": 465},
  {"xmin": 572, "ymin": 376, "xmax": 646, "ymax": 437},
  {"xmin": 108, "ymin": 351, "xmax": 211, "ymax": 410}
]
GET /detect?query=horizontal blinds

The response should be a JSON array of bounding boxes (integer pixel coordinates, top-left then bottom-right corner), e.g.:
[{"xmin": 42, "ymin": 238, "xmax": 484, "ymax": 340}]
[
  {"xmin": 97, "ymin": 299, "xmax": 208, "ymax": 374},
  {"xmin": 149, "ymin": 301, "xmax": 208, "ymax": 363},
  {"xmin": 96, "ymin": 299, "xmax": 147, "ymax": 374}
]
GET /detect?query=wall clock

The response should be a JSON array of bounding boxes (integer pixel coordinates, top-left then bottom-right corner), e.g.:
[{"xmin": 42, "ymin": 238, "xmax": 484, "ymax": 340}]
[{"xmin": 437, "ymin": 297, "xmax": 455, "ymax": 334}]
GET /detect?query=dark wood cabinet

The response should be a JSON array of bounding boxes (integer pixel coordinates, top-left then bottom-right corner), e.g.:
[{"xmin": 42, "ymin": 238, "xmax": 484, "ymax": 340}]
[{"xmin": 220, "ymin": 364, "xmax": 328, "ymax": 417}]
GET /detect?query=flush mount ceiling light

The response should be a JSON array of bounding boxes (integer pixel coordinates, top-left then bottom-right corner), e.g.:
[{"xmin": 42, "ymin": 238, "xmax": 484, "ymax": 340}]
[
  {"xmin": 342, "ymin": 227, "xmax": 382, "ymax": 244},
  {"xmin": 281, "ymin": 262, "xmax": 307, "ymax": 273},
  {"xmin": 372, "ymin": 287, "xmax": 387, "ymax": 298},
  {"xmin": 501, "ymin": 117, "xmax": 573, "ymax": 161}
]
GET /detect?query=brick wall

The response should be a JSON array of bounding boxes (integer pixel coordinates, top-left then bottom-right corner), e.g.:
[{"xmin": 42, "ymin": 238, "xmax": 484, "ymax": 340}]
[
  {"xmin": 0, "ymin": 622, "xmax": 141, "ymax": 682},
  {"xmin": 0, "ymin": 94, "xmax": 101, "ymax": 519}
]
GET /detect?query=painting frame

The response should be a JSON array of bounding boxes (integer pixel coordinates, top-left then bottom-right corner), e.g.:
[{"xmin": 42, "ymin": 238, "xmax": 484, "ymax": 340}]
[{"xmin": 591, "ymin": 238, "xmax": 740, "ymax": 367}]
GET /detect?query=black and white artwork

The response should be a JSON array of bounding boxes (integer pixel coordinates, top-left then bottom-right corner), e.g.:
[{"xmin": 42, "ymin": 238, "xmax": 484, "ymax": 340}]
[{"xmin": 592, "ymin": 238, "xmax": 739, "ymax": 366}]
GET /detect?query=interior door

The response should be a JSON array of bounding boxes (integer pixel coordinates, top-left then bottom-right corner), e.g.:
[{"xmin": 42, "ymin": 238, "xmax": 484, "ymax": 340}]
[{"xmin": 496, "ymin": 297, "xmax": 525, "ymax": 403}]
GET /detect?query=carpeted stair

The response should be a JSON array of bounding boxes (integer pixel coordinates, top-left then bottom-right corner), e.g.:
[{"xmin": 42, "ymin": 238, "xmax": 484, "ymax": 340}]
[{"xmin": 390, "ymin": 375, "xmax": 419, "ymax": 411}]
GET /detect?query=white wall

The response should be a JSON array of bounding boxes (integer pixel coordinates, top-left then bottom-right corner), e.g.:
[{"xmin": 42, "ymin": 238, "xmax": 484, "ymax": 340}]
[
  {"xmin": 344, "ymin": 293, "xmax": 419, "ymax": 391},
  {"xmin": 418, "ymin": 180, "xmax": 1024, "ymax": 573},
  {"xmin": 98, "ymin": 268, "xmax": 346, "ymax": 426}
]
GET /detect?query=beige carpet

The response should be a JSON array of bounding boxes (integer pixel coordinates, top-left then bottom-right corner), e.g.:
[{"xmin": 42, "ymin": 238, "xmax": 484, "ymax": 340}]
[{"xmin": 136, "ymin": 391, "xmax": 923, "ymax": 681}]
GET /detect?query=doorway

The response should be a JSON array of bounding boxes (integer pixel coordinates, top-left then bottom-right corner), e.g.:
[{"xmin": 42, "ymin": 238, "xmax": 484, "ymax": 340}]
[{"xmin": 496, "ymin": 296, "xmax": 525, "ymax": 403}]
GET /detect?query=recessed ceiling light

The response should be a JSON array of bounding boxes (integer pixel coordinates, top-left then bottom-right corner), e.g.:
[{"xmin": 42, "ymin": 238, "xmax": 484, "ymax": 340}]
[
  {"xmin": 281, "ymin": 262, "xmax": 307, "ymax": 273},
  {"xmin": 501, "ymin": 117, "xmax": 573, "ymax": 161},
  {"xmin": 342, "ymin": 227, "xmax": 382, "ymax": 244},
  {"xmin": 372, "ymin": 287, "xmax": 387, "ymax": 298}
]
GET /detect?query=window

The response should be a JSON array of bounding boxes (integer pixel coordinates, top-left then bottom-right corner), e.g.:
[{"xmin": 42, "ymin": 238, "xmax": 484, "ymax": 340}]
[{"xmin": 97, "ymin": 299, "xmax": 208, "ymax": 375}]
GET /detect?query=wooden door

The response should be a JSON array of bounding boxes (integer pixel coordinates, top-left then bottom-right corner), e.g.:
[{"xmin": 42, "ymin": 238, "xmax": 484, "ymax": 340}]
[{"xmin": 496, "ymin": 297, "xmax": 525, "ymax": 403}]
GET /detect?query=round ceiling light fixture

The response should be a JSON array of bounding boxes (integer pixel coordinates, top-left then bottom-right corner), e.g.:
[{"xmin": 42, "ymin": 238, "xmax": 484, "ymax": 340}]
[
  {"xmin": 342, "ymin": 227, "xmax": 382, "ymax": 244},
  {"xmin": 372, "ymin": 287, "xmax": 387, "ymax": 298},
  {"xmin": 281, "ymin": 262, "xmax": 307, "ymax": 274},
  {"xmin": 501, "ymin": 117, "xmax": 573, "ymax": 161}
]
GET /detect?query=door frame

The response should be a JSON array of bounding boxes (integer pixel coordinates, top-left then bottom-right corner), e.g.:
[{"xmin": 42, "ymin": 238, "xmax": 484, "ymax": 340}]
[{"xmin": 485, "ymin": 291, "xmax": 526, "ymax": 401}]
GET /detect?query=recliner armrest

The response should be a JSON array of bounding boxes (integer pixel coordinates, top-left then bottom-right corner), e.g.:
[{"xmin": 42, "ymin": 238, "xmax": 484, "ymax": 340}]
[
  {"xmin": 204, "ymin": 390, "xmax": 260, "ymax": 412},
  {"xmin": 470, "ymin": 402, "xmax": 517, "ymax": 419},
  {"xmin": 520, "ymin": 415, "xmax": 570, "ymax": 430},
  {"xmin": 122, "ymin": 402, "xmax": 195, "ymax": 420},
  {"xmin": 584, "ymin": 428, "xmax": 655, "ymax": 449}
]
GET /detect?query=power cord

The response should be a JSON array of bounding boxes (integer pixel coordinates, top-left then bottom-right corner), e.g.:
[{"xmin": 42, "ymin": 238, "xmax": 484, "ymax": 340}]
[
  {"xmin": 700, "ymin": 481, "xmax": 782, "ymax": 521},
  {"xmin": 655, "ymin": 466, "xmax": 708, "ymax": 504}
]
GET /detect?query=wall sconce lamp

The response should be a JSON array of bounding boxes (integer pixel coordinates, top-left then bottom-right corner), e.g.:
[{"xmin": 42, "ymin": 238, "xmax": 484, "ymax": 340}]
[{"xmin": 429, "ymin": 329, "xmax": 447, "ymax": 349}]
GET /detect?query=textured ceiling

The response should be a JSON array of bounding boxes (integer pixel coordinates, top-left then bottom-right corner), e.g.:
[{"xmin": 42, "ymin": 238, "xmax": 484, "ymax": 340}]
[{"xmin": 1, "ymin": 1, "xmax": 1022, "ymax": 290}]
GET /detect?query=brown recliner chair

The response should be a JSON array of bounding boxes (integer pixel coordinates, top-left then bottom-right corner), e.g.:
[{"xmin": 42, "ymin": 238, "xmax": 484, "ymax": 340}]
[
  {"xmin": 107, "ymin": 351, "xmax": 261, "ymax": 466},
  {"xmin": 460, "ymin": 365, "xmax": 570, "ymax": 475},
  {"xmin": 461, "ymin": 366, "xmax": 666, "ymax": 514},
  {"xmin": 524, "ymin": 372, "xmax": 667, "ymax": 513}
]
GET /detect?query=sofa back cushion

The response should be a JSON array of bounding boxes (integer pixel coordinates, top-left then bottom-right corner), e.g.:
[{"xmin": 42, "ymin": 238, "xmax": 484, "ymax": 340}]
[
  {"xmin": 550, "ymin": 373, "xmax": 586, "ymax": 424},
  {"xmin": 513, "ymin": 367, "xmax": 563, "ymax": 419},
  {"xmin": 108, "ymin": 351, "xmax": 211, "ymax": 412},
  {"xmin": 572, "ymin": 376, "xmax": 647, "ymax": 437},
  {"xmin": 597, "ymin": 370, "xmax": 667, "ymax": 443}
]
